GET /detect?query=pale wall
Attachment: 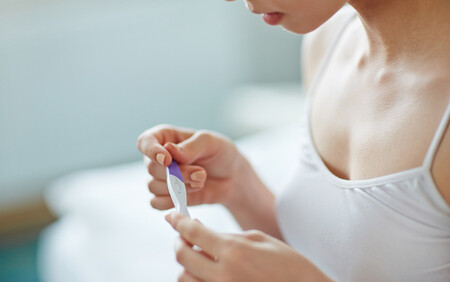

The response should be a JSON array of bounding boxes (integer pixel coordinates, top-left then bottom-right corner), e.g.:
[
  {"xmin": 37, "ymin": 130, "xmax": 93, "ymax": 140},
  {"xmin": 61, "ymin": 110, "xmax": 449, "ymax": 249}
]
[{"xmin": 0, "ymin": 0, "xmax": 302, "ymax": 209}]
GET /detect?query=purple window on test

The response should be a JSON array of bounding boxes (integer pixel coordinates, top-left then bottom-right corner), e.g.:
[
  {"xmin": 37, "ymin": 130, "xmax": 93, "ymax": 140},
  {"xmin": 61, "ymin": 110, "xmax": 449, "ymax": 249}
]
[{"xmin": 168, "ymin": 161, "xmax": 184, "ymax": 182}]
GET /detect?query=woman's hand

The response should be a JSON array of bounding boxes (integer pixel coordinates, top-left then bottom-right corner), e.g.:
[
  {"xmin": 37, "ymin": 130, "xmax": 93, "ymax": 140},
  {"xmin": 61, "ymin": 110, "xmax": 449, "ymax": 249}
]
[
  {"xmin": 137, "ymin": 124, "xmax": 246, "ymax": 209},
  {"xmin": 166, "ymin": 212, "xmax": 332, "ymax": 282}
]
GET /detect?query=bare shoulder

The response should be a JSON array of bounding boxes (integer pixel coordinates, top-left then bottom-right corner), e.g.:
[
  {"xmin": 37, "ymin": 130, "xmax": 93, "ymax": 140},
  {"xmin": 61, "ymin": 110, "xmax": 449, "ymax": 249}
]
[
  {"xmin": 431, "ymin": 120, "xmax": 450, "ymax": 206},
  {"xmin": 301, "ymin": 5, "xmax": 356, "ymax": 91}
]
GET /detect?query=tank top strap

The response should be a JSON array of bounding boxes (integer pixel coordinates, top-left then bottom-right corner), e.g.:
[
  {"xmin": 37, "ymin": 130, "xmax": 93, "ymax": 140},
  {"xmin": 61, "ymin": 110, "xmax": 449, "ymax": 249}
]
[
  {"xmin": 423, "ymin": 102, "xmax": 450, "ymax": 170},
  {"xmin": 305, "ymin": 9, "xmax": 357, "ymax": 109}
]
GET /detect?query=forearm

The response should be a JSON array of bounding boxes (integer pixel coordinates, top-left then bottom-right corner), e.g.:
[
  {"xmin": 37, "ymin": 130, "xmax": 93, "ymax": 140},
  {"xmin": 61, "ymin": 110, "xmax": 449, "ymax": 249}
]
[{"xmin": 223, "ymin": 157, "xmax": 284, "ymax": 240}]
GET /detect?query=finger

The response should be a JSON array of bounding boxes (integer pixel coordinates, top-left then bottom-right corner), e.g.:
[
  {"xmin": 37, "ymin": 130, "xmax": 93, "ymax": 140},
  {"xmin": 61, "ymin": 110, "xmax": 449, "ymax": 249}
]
[
  {"xmin": 148, "ymin": 160, "xmax": 207, "ymax": 185},
  {"xmin": 150, "ymin": 196, "xmax": 174, "ymax": 210},
  {"xmin": 139, "ymin": 135, "xmax": 172, "ymax": 167},
  {"xmin": 185, "ymin": 190, "xmax": 207, "ymax": 206},
  {"xmin": 147, "ymin": 160, "xmax": 166, "ymax": 180},
  {"xmin": 137, "ymin": 125, "xmax": 195, "ymax": 166},
  {"xmin": 148, "ymin": 179, "xmax": 170, "ymax": 196},
  {"xmin": 178, "ymin": 270, "xmax": 202, "ymax": 282},
  {"xmin": 166, "ymin": 212, "xmax": 222, "ymax": 257},
  {"xmin": 178, "ymin": 234, "xmax": 215, "ymax": 260},
  {"xmin": 143, "ymin": 156, "xmax": 151, "ymax": 166},
  {"xmin": 164, "ymin": 130, "xmax": 221, "ymax": 165},
  {"xmin": 185, "ymin": 177, "xmax": 231, "ymax": 205},
  {"xmin": 148, "ymin": 178, "xmax": 206, "ymax": 198},
  {"xmin": 179, "ymin": 165, "xmax": 207, "ymax": 184},
  {"xmin": 174, "ymin": 236, "xmax": 216, "ymax": 280}
]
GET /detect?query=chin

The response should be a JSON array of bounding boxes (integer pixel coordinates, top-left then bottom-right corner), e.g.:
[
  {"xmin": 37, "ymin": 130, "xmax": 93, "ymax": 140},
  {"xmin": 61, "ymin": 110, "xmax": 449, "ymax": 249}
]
[
  {"xmin": 281, "ymin": 21, "xmax": 322, "ymax": 35},
  {"xmin": 280, "ymin": 11, "xmax": 340, "ymax": 34}
]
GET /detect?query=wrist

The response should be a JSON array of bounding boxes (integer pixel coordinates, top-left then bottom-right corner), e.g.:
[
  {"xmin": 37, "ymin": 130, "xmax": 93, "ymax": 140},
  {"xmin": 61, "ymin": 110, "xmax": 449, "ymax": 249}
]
[
  {"xmin": 221, "ymin": 155, "xmax": 256, "ymax": 211},
  {"xmin": 220, "ymin": 155, "xmax": 282, "ymax": 239}
]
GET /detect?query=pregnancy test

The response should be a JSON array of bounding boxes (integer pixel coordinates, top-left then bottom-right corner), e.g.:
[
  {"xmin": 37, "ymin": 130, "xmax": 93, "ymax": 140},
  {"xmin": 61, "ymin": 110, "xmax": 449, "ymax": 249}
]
[{"xmin": 166, "ymin": 160, "xmax": 190, "ymax": 217}]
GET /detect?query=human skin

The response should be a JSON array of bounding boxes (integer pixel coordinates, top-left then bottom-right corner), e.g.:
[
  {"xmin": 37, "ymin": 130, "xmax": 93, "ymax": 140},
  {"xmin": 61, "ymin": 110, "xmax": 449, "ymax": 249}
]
[
  {"xmin": 165, "ymin": 211, "xmax": 332, "ymax": 282},
  {"xmin": 137, "ymin": 125, "xmax": 283, "ymax": 240},
  {"xmin": 137, "ymin": 0, "xmax": 450, "ymax": 281}
]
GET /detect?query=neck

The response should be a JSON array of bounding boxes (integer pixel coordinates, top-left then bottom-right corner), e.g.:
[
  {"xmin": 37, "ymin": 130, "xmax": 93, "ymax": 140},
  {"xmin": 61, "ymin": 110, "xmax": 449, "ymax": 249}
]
[{"xmin": 348, "ymin": 0, "xmax": 450, "ymax": 65}]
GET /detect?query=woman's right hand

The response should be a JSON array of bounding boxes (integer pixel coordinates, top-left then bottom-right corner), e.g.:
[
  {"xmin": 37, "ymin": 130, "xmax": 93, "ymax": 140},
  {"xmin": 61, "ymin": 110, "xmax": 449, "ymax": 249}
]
[{"xmin": 137, "ymin": 124, "xmax": 247, "ymax": 210}]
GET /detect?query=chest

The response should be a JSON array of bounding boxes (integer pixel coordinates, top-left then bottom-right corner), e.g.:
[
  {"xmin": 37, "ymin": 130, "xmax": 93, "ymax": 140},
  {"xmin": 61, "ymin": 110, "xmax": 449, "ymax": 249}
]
[
  {"xmin": 276, "ymin": 169, "xmax": 450, "ymax": 282},
  {"xmin": 309, "ymin": 63, "xmax": 445, "ymax": 181}
]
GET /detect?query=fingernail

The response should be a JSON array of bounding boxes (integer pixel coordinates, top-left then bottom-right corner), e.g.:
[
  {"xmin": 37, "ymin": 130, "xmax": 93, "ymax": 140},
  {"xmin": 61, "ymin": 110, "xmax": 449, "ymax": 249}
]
[
  {"xmin": 165, "ymin": 211, "xmax": 174, "ymax": 223},
  {"xmin": 156, "ymin": 153, "xmax": 165, "ymax": 166},
  {"xmin": 190, "ymin": 171, "xmax": 206, "ymax": 181},
  {"xmin": 170, "ymin": 143, "xmax": 181, "ymax": 150}
]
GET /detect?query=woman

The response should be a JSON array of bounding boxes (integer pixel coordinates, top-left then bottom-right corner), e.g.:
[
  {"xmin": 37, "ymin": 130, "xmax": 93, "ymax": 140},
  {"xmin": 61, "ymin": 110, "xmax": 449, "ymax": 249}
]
[{"xmin": 137, "ymin": 0, "xmax": 450, "ymax": 281}]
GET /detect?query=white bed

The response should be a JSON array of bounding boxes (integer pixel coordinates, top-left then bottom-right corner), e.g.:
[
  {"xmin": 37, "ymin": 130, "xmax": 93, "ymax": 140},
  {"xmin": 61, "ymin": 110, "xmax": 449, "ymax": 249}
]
[{"xmin": 38, "ymin": 123, "xmax": 303, "ymax": 282}]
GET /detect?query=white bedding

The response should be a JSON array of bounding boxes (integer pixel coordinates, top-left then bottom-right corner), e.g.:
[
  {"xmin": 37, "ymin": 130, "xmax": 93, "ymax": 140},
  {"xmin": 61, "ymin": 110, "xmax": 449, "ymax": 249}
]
[{"xmin": 38, "ymin": 123, "xmax": 302, "ymax": 282}]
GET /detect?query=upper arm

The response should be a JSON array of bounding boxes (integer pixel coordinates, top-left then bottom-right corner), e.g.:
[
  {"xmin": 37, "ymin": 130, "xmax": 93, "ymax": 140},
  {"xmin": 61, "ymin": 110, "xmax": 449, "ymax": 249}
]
[
  {"xmin": 301, "ymin": 5, "xmax": 355, "ymax": 92},
  {"xmin": 431, "ymin": 123, "xmax": 450, "ymax": 206}
]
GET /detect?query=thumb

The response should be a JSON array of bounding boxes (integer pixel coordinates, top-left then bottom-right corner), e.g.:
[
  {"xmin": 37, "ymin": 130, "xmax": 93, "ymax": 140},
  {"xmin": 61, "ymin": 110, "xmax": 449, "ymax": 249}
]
[{"xmin": 164, "ymin": 131, "xmax": 219, "ymax": 165}]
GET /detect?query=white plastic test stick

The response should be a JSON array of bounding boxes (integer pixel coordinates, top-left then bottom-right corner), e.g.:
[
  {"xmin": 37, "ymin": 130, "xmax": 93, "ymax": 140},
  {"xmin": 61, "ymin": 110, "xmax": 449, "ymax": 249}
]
[{"xmin": 165, "ymin": 160, "xmax": 190, "ymax": 217}]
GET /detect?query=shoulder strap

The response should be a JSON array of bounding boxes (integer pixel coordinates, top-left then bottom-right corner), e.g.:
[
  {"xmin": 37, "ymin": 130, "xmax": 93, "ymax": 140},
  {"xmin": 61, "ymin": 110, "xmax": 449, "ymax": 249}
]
[
  {"xmin": 305, "ymin": 9, "xmax": 357, "ymax": 102},
  {"xmin": 423, "ymin": 102, "xmax": 450, "ymax": 169}
]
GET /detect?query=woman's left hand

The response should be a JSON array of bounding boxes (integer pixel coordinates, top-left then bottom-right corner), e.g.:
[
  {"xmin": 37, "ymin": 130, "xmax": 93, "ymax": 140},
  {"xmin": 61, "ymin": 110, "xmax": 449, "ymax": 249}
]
[{"xmin": 165, "ymin": 212, "xmax": 332, "ymax": 282}]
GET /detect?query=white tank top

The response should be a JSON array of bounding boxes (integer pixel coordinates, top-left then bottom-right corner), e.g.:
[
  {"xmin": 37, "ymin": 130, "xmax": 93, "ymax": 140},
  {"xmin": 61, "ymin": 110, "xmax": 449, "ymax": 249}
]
[{"xmin": 276, "ymin": 11, "xmax": 450, "ymax": 282}]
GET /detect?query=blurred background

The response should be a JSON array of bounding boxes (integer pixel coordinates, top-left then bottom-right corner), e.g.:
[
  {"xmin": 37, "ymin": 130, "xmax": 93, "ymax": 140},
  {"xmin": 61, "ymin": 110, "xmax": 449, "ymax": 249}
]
[{"xmin": 0, "ymin": 0, "xmax": 303, "ymax": 281}]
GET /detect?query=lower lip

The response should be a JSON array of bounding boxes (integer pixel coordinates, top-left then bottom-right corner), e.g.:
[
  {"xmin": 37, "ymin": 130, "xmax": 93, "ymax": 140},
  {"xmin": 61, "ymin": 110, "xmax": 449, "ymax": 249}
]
[{"xmin": 262, "ymin": 12, "xmax": 283, "ymax": 25}]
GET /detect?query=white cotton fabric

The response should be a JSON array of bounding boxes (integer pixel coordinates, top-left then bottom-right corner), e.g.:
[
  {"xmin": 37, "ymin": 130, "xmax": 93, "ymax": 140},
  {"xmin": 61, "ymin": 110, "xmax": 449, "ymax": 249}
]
[{"xmin": 276, "ymin": 10, "xmax": 450, "ymax": 282}]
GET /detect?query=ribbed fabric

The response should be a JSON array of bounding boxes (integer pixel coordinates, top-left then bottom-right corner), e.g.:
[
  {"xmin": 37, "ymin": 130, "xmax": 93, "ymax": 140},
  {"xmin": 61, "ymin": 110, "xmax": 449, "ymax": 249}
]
[{"xmin": 276, "ymin": 10, "xmax": 450, "ymax": 282}]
